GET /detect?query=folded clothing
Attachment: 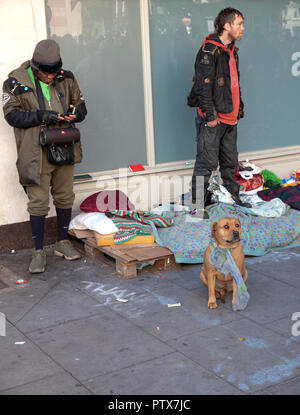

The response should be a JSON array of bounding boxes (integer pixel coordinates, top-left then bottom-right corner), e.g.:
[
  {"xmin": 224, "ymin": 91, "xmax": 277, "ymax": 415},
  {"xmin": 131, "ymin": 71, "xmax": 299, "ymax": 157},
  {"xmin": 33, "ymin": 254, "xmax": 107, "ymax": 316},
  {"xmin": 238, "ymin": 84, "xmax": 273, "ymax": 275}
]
[
  {"xmin": 69, "ymin": 210, "xmax": 172, "ymax": 245},
  {"xmin": 110, "ymin": 217, "xmax": 153, "ymax": 244},
  {"xmin": 69, "ymin": 212, "xmax": 118, "ymax": 235},
  {"xmin": 110, "ymin": 210, "xmax": 173, "ymax": 244}
]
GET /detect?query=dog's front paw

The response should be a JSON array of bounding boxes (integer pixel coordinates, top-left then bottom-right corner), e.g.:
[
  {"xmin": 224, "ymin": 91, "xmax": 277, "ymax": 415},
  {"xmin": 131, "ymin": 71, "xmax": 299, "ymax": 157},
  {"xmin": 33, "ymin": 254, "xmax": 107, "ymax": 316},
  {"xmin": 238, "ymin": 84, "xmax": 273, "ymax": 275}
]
[{"xmin": 208, "ymin": 298, "xmax": 218, "ymax": 309}]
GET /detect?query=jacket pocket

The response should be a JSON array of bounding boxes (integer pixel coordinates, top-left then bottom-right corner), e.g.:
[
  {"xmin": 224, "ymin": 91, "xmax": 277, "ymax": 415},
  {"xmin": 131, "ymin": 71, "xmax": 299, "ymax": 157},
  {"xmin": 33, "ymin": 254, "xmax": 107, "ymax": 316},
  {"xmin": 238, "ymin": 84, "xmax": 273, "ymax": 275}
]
[{"xmin": 214, "ymin": 75, "xmax": 226, "ymax": 111}]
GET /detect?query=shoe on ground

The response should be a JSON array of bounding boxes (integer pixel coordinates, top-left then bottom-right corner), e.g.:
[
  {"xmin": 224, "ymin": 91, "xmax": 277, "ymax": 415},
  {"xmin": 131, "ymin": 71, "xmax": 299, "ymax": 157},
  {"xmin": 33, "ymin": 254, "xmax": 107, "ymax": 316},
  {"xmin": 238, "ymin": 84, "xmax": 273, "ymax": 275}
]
[
  {"xmin": 29, "ymin": 249, "xmax": 46, "ymax": 273},
  {"xmin": 54, "ymin": 239, "xmax": 81, "ymax": 260}
]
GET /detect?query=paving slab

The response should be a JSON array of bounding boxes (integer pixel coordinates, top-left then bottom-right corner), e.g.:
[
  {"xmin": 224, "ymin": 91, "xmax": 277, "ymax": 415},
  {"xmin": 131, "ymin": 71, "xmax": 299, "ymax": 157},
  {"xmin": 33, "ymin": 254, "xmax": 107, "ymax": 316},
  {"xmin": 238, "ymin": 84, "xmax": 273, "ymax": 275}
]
[
  {"xmin": 233, "ymin": 268, "xmax": 300, "ymax": 325},
  {"xmin": 27, "ymin": 313, "xmax": 174, "ymax": 381},
  {"xmin": 169, "ymin": 318, "xmax": 300, "ymax": 393},
  {"xmin": 83, "ymin": 351, "xmax": 243, "ymax": 395},
  {"xmin": 0, "ymin": 279, "xmax": 60, "ymax": 325},
  {"xmin": 123, "ymin": 285, "xmax": 243, "ymax": 342},
  {"xmin": 245, "ymin": 248, "xmax": 300, "ymax": 289},
  {"xmin": 0, "ymin": 325, "xmax": 61, "ymax": 392},
  {"xmin": 14, "ymin": 281, "xmax": 110, "ymax": 334},
  {"xmin": 158, "ymin": 265, "xmax": 204, "ymax": 291},
  {"xmin": 266, "ymin": 314, "xmax": 300, "ymax": 341}
]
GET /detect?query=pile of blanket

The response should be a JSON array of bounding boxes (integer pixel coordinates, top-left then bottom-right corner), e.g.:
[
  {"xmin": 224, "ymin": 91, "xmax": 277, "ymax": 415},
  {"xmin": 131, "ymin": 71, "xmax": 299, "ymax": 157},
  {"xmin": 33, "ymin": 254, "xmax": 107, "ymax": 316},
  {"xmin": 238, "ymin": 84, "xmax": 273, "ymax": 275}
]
[{"xmin": 152, "ymin": 203, "xmax": 300, "ymax": 263}]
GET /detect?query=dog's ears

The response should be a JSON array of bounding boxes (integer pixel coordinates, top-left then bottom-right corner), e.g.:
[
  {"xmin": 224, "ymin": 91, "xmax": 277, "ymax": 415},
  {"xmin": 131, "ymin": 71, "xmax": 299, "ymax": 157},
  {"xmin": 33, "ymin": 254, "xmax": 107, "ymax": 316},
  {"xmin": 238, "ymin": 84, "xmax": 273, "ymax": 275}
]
[{"xmin": 211, "ymin": 222, "xmax": 218, "ymax": 238}]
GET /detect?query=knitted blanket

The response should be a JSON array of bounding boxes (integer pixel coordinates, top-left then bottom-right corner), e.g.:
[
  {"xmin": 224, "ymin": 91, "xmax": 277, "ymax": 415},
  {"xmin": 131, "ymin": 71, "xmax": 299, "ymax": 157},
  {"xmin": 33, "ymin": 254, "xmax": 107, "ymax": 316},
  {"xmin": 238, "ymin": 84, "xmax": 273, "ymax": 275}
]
[
  {"xmin": 110, "ymin": 210, "xmax": 173, "ymax": 244},
  {"xmin": 209, "ymin": 240, "xmax": 250, "ymax": 311}
]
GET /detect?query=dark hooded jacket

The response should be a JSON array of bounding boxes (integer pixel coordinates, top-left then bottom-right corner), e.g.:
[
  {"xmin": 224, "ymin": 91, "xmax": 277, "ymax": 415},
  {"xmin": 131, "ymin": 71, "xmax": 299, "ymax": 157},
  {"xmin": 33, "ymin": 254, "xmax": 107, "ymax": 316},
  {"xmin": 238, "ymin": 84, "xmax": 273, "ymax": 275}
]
[
  {"xmin": 187, "ymin": 33, "xmax": 244, "ymax": 122},
  {"xmin": 2, "ymin": 61, "xmax": 87, "ymax": 186}
]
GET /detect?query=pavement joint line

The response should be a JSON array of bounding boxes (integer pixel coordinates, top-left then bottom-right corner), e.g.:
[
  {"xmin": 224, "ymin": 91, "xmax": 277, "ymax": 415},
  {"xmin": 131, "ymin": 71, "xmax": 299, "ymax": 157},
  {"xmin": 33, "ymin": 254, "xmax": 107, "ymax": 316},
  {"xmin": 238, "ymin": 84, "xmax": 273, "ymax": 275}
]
[
  {"xmin": 0, "ymin": 371, "xmax": 72, "ymax": 395},
  {"xmin": 236, "ymin": 314, "xmax": 298, "ymax": 342},
  {"xmin": 12, "ymin": 279, "xmax": 112, "ymax": 332},
  {"xmin": 161, "ymin": 343, "xmax": 248, "ymax": 394},
  {"xmin": 245, "ymin": 264, "xmax": 300, "ymax": 291},
  {"xmin": 80, "ymin": 350, "xmax": 178, "ymax": 384},
  {"xmin": 18, "ymin": 309, "xmax": 113, "ymax": 336},
  {"xmin": 256, "ymin": 374, "xmax": 300, "ymax": 394},
  {"xmin": 12, "ymin": 280, "xmax": 62, "ymax": 327}
]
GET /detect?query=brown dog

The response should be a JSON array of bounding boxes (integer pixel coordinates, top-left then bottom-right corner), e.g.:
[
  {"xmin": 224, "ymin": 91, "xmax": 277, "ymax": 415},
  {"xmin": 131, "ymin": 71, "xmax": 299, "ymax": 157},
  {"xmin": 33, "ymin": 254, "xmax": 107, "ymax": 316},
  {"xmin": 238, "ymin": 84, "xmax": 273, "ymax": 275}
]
[{"xmin": 200, "ymin": 217, "xmax": 248, "ymax": 309}]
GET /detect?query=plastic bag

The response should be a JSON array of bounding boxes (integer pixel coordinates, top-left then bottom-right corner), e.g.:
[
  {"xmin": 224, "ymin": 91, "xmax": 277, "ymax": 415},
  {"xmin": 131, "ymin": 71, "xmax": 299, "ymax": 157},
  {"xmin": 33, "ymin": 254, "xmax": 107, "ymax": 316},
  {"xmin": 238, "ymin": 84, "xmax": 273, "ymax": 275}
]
[{"xmin": 235, "ymin": 160, "xmax": 263, "ymax": 194}]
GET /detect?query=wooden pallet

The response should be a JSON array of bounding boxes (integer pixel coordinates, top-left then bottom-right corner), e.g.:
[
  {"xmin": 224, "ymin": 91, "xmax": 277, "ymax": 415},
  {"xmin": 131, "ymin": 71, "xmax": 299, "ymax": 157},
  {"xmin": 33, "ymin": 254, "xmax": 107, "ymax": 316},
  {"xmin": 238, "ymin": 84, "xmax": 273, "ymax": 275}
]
[{"xmin": 81, "ymin": 237, "xmax": 177, "ymax": 279}]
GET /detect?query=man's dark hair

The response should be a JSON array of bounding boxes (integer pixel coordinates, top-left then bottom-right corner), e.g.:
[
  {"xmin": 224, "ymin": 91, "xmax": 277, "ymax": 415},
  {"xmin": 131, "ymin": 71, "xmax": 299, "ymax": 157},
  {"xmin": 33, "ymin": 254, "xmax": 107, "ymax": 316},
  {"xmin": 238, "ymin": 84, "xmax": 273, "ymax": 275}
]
[{"xmin": 214, "ymin": 8, "xmax": 244, "ymax": 35}]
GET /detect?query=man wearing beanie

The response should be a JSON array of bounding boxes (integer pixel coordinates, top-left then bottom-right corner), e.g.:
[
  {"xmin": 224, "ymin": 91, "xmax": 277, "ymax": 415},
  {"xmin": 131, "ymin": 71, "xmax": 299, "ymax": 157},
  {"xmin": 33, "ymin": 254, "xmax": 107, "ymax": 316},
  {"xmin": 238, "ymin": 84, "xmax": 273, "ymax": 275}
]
[{"xmin": 2, "ymin": 39, "xmax": 87, "ymax": 274}]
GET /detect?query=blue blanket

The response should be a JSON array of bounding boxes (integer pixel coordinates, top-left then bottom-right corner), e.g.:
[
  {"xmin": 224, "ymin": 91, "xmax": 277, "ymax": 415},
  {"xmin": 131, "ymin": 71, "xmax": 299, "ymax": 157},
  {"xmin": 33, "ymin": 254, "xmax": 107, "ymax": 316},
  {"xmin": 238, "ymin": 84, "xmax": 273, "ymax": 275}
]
[{"xmin": 152, "ymin": 203, "xmax": 300, "ymax": 263}]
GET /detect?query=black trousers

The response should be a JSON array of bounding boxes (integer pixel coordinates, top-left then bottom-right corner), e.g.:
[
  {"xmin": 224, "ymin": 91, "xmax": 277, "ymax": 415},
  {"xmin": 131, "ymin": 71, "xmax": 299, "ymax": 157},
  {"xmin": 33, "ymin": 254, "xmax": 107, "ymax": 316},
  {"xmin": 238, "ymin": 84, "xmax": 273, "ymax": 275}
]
[{"xmin": 192, "ymin": 114, "xmax": 239, "ymax": 200}]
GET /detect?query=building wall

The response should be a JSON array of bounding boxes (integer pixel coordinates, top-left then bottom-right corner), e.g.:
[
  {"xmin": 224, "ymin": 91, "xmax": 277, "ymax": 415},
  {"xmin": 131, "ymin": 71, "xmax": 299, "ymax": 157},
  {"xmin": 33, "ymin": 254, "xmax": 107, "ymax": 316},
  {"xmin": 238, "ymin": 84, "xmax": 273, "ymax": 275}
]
[{"xmin": 0, "ymin": 0, "xmax": 47, "ymax": 225}]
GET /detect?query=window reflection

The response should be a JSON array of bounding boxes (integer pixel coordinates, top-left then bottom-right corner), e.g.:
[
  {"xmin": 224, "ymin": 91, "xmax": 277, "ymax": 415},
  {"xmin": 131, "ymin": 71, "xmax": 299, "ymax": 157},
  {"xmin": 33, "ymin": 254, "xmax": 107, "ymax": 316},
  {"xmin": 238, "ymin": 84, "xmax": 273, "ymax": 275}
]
[
  {"xmin": 282, "ymin": 1, "xmax": 300, "ymax": 37},
  {"xmin": 44, "ymin": 0, "xmax": 146, "ymax": 173}
]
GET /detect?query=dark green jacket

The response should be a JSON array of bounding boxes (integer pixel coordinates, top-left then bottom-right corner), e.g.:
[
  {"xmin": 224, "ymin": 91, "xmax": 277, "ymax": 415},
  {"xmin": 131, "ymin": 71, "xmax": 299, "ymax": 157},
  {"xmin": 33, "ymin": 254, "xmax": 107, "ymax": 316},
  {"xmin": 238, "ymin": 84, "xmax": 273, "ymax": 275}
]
[{"xmin": 2, "ymin": 61, "xmax": 87, "ymax": 186}]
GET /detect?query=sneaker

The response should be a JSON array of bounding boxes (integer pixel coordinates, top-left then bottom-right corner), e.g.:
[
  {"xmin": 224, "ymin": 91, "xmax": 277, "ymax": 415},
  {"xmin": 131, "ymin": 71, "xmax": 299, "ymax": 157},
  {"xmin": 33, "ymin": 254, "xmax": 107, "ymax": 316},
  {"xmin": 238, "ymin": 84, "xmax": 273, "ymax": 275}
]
[
  {"xmin": 29, "ymin": 249, "xmax": 46, "ymax": 273},
  {"xmin": 54, "ymin": 239, "xmax": 81, "ymax": 260}
]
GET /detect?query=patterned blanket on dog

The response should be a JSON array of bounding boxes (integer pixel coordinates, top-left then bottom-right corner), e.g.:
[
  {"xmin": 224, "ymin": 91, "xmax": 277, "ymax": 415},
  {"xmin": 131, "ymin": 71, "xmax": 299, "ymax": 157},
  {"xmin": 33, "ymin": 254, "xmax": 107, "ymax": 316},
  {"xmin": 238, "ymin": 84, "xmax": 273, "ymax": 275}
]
[
  {"xmin": 151, "ymin": 203, "xmax": 300, "ymax": 263},
  {"xmin": 210, "ymin": 240, "xmax": 250, "ymax": 311}
]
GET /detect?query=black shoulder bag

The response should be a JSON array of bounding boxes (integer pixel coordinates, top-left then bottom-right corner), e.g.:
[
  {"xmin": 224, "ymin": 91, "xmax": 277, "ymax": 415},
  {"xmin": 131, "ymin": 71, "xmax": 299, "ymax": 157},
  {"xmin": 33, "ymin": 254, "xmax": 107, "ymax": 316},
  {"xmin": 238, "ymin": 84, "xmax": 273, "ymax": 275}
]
[{"xmin": 35, "ymin": 76, "xmax": 80, "ymax": 166}]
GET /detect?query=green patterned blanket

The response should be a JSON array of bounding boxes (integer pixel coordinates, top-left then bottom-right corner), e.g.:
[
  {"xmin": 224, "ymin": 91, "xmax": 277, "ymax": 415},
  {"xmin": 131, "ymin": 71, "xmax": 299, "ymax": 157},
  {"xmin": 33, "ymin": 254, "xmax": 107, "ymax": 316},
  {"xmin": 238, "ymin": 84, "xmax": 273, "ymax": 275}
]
[{"xmin": 110, "ymin": 210, "xmax": 173, "ymax": 244}]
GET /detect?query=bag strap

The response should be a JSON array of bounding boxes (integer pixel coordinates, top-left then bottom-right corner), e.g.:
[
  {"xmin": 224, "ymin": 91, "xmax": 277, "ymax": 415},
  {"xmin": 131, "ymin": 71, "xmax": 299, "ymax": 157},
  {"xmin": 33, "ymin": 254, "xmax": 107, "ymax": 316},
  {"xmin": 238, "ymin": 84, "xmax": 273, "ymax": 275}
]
[
  {"xmin": 34, "ymin": 76, "xmax": 46, "ymax": 111},
  {"xmin": 54, "ymin": 80, "xmax": 67, "ymax": 113}
]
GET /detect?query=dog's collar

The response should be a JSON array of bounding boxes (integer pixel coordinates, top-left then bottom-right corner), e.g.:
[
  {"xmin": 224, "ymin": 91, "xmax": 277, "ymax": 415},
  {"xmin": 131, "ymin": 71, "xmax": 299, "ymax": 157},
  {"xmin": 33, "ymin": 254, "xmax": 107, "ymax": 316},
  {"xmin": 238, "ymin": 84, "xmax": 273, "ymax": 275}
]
[{"xmin": 210, "ymin": 239, "xmax": 234, "ymax": 251}]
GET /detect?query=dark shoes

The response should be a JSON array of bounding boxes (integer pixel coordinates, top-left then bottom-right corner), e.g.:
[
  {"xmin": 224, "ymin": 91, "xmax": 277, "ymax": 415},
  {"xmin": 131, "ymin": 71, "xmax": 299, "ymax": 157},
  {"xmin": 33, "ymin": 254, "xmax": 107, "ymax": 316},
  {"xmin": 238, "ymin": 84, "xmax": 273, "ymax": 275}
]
[
  {"xmin": 54, "ymin": 239, "xmax": 81, "ymax": 260},
  {"xmin": 29, "ymin": 249, "xmax": 46, "ymax": 273},
  {"xmin": 29, "ymin": 241, "xmax": 81, "ymax": 274}
]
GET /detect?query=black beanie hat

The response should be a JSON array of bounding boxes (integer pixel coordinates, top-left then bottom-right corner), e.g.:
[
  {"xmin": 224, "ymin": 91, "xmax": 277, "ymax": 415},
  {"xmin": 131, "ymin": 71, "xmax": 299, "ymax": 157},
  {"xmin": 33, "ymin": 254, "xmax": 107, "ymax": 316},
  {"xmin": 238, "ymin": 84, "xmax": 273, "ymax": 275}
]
[{"xmin": 30, "ymin": 39, "xmax": 62, "ymax": 73}]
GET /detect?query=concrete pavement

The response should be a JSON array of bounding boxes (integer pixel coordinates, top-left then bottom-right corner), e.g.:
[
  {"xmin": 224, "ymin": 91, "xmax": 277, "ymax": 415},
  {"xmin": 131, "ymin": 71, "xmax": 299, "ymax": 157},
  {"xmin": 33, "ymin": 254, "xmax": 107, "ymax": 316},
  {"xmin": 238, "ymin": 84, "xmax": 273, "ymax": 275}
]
[{"xmin": 0, "ymin": 244, "xmax": 299, "ymax": 396}]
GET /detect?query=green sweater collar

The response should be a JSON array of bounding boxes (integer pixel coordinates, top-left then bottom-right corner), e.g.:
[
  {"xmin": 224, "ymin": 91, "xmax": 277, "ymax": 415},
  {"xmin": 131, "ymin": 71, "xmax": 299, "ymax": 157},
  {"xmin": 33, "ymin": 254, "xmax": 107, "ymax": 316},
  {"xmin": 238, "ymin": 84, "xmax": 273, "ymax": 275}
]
[{"xmin": 27, "ymin": 66, "xmax": 50, "ymax": 102}]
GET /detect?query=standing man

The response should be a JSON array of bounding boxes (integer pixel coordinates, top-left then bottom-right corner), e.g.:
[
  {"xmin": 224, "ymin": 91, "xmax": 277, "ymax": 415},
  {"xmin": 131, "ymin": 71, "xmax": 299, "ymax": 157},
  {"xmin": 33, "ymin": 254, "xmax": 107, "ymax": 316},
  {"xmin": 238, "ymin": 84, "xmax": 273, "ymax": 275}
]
[
  {"xmin": 187, "ymin": 8, "xmax": 251, "ymax": 211},
  {"xmin": 2, "ymin": 39, "xmax": 87, "ymax": 273}
]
